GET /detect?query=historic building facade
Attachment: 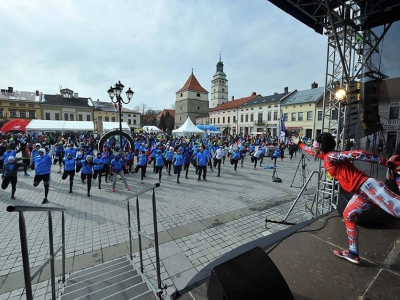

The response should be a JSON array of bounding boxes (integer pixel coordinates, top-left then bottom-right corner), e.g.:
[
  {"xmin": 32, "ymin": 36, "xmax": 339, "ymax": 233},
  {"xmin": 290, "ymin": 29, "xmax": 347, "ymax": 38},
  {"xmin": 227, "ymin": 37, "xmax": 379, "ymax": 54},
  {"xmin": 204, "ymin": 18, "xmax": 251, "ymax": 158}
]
[
  {"xmin": 210, "ymin": 55, "xmax": 228, "ymax": 108},
  {"xmin": 174, "ymin": 71, "xmax": 209, "ymax": 128}
]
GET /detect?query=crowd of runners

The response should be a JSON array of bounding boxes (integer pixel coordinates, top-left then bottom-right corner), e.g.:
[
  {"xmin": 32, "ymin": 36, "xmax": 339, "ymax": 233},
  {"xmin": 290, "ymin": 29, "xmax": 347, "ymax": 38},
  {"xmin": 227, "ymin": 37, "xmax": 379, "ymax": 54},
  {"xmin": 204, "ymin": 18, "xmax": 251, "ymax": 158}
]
[{"xmin": 0, "ymin": 131, "xmax": 293, "ymax": 204}]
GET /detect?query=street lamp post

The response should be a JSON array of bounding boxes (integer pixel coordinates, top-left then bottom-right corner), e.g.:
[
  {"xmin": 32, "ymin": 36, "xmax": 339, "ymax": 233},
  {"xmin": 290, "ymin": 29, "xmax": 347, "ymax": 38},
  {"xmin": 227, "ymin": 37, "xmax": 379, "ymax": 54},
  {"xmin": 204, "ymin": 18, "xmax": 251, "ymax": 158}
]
[{"xmin": 107, "ymin": 81, "xmax": 134, "ymax": 150}]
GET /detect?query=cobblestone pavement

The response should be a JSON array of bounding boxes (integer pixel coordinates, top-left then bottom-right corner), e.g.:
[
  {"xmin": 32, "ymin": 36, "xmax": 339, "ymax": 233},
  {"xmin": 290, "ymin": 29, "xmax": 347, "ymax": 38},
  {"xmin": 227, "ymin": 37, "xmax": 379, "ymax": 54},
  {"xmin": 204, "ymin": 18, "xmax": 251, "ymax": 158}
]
[{"xmin": 0, "ymin": 153, "xmax": 321, "ymax": 299}]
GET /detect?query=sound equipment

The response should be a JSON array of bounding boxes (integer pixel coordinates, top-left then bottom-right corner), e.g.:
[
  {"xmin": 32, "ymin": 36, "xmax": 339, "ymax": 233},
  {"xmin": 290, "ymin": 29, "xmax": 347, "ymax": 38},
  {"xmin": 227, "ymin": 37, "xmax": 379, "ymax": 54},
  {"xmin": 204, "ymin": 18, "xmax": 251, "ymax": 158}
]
[
  {"xmin": 360, "ymin": 80, "xmax": 382, "ymax": 136},
  {"xmin": 207, "ymin": 246, "xmax": 293, "ymax": 300}
]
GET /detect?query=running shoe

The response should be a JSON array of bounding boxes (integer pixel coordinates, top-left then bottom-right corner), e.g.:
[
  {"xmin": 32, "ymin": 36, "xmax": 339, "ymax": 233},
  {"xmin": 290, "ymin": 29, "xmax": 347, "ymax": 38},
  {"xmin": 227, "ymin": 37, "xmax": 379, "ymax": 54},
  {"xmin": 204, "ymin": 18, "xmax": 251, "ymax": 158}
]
[
  {"xmin": 111, "ymin": 188, "xmax": 116, "ymax": 192},
  {"xmin": 333, "ymin": 249, "xmax": 360, "ymax": 264},
  {"xmin": 126, "ymin": 187, "xmax": 130, "ymax": 191}
]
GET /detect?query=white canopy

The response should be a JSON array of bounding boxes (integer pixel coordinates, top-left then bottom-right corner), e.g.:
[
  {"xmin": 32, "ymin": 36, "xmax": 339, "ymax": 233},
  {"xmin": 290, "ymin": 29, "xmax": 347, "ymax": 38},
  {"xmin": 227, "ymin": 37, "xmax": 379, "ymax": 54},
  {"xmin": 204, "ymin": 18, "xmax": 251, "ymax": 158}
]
[
  {"xmin": 102, "ymin": 122, "xmax": 131, "ymax": 133},
  {"xmin": 142, "ymin": 125, "xmax": 162, "ymax": 133},
  {"xmin": 26, "ymin": 120, "xmax": 94, "ymax": 132},
  {"xmin": 172, "ymin": 117, "xmax": 205, "ymax": 136}
]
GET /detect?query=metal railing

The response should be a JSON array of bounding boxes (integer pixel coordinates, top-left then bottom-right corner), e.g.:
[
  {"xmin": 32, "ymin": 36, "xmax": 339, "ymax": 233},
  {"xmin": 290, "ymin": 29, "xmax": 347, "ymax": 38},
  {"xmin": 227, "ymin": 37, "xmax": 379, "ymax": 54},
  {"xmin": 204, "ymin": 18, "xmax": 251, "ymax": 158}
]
[
  {"xmin": 6, "ymin": 205, "xmax": 66, "ymax": 300},
  {"xmin": 127, "ymin": 183, "xmax": 162, "ymax": 296}
]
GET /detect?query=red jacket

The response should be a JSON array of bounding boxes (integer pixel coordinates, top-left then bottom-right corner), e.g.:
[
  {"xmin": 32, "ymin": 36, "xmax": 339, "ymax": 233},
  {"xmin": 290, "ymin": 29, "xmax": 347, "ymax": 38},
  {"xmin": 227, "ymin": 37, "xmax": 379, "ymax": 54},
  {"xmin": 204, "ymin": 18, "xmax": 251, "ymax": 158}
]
[{"xmin": 299, "ymin": 143, "xmax": 389, "ymax": 193}]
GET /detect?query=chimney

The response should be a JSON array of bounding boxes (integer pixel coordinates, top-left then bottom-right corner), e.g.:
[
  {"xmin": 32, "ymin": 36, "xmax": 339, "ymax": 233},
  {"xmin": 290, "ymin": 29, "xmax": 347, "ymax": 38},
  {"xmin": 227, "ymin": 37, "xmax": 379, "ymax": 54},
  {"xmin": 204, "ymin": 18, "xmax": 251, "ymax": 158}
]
[
  {"xmin": 73, "ymin": 92, "xmax": 78, "ymax": 98},
  {"xmin": 252, "ymin": 92, "xmax": 256, "ymax": 96},
  {"xmin": 311, "ymin": 81, "xmax": 318, "ymax": 89},
  {"xmin": 231, "ymin": 96, "xmax": 235, "ymax": 101},
  {"xmin": 97, "ymin": 99, "xmax": 99, "ymax": 102},
  {"xmin": 8, "ymin": 87, "xmax": 13, "ymax": 93},
  {"xmin": 36, "ymin": 90, "xmax": 39, "ymax": 96},
  {"xmin": 284, "ymin": 87, "xmax": 288, "ymax": 93}
]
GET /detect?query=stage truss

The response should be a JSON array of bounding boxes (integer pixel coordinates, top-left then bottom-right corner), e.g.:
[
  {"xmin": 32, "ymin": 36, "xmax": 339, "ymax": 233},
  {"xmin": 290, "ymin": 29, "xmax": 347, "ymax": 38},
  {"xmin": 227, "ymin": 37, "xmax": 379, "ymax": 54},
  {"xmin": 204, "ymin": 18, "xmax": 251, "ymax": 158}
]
[{"xmin": 275, "ymin": 1, "xmax": 399, "ymax": 218}]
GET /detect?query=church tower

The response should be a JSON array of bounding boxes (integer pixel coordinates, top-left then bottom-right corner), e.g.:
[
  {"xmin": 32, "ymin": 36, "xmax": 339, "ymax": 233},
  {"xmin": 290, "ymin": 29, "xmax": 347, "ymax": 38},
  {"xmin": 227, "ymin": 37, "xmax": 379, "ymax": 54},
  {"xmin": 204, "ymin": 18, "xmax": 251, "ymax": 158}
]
[
  {"xmin": 174, "ymin": 70, "xmax": 209, "ymax": 129},
  {"xmin": 210, "ymin": 54, "xmax": 228, "ymax": 108}
]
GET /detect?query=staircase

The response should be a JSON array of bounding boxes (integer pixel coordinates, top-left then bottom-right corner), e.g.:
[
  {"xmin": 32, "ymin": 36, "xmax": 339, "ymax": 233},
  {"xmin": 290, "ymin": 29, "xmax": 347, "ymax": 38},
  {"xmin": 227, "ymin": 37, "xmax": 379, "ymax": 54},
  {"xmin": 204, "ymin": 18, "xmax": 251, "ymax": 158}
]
[{"xmin": 60, "ymin": 256, "xmax": 157, "ymax": 300}]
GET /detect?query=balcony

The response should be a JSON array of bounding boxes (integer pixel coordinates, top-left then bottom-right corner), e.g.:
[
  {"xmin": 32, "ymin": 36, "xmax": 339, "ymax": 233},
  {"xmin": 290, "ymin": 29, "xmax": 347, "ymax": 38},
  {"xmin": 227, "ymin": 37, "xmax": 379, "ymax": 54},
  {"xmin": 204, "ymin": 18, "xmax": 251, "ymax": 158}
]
[{"xmin": 254, "ymin": 119, "xmax": 267, "ymax": 125}]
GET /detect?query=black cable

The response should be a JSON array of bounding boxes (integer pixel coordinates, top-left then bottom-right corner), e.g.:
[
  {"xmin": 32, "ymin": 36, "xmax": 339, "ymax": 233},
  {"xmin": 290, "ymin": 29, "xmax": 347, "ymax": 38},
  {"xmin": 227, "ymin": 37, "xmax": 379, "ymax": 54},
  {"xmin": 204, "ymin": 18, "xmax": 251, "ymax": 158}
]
[{"xmin": 266, "ymin": 215, "xmax": 341, "ymax": 255}]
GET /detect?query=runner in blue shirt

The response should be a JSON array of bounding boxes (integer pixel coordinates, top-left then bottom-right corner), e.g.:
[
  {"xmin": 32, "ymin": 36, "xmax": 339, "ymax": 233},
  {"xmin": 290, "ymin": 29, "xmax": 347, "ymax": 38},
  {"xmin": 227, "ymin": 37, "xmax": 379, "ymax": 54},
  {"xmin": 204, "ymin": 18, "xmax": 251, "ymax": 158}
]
[
  {"xmin": 33, "ymin": 145, "xmax": 54, "ymax": 204},
  {"xmin": 155, "ymin": 150, "xmax": 164, "ymax": 183},
  {"xmin": 93, "ymin": 153, "xmax": 104, "ymax": 189},
  {"xmin": 81, "ymin": 155, "xmax": 94, "ymax": 197},
  {"xmin": 62, "ymin": 152, "xmax": 76, "ymax": 193},
  {"xmin": 110, "ymin": 155, "xmax": 130, "ymax": 191},
  {"xmin": 173, "ymin": 149, "xmax": 184, "ymax": 184}
]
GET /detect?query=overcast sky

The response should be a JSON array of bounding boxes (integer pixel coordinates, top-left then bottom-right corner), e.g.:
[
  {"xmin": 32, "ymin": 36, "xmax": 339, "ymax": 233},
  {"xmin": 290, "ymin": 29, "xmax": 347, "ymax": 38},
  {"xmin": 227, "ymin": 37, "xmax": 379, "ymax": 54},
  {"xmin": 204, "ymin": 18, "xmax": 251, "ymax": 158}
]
[{"xmin": 0, "ymin": 0, "xmax": 328, "ymax": 111}]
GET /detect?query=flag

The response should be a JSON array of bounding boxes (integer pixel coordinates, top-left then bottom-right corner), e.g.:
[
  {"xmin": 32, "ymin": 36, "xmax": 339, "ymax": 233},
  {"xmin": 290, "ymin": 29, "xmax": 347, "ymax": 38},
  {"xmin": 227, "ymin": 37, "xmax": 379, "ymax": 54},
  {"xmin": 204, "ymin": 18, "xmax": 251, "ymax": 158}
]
[{"xmin": 280, "ymin": 109, "xmax": 286, "ymax": 132}]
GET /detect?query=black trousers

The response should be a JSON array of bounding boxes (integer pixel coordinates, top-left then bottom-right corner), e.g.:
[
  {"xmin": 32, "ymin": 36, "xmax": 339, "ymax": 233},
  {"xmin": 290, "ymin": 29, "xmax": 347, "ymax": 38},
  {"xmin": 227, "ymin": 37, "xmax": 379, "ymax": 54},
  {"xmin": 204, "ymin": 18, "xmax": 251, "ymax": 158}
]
[
  {"xmin": 198, "ymin": 165, "xmax": 207, "ymax": 180},
  {"xmin": 2, "ymin": 176, "xmax": 17, "ymax": 195}
]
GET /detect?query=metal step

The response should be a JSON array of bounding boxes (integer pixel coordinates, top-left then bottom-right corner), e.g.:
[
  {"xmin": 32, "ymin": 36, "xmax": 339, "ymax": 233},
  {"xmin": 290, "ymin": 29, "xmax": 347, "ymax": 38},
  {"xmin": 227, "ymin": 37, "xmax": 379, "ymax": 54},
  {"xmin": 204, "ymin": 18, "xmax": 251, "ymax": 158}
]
[
  {"xmin": 67, "ymin": 257, "xmax": 128, "ymax": 281},
  {"xmin": 61, "ymin": 257, "xmax": 156, "ymax": 300}
]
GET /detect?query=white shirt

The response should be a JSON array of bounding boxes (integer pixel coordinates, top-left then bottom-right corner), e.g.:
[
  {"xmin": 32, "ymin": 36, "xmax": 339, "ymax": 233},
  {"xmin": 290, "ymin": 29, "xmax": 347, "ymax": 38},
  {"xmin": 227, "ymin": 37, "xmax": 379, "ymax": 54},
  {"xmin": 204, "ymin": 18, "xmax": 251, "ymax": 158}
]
[{"xmin": 215, "ymin": 148, "xmax": 225, "ymax": 159}]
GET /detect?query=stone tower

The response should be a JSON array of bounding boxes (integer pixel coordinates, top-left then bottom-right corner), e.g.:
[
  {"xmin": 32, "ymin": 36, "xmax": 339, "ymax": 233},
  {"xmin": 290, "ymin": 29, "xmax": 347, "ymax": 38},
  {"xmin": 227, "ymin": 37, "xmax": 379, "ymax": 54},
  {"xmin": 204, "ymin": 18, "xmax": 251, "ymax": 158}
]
[
  {"xmin": 175, "ymin": 70, "xmax": 209, "ymax": 129},
  {"xmin": 210, "ymin": 54, "xmax": 228, "ymax": 108}
]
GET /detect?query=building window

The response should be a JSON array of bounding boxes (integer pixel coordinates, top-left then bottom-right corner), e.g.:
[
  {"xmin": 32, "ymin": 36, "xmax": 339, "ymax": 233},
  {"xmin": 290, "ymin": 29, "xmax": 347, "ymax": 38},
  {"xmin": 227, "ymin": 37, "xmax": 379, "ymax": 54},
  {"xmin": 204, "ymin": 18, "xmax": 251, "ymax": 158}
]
[
  {"xmin": 298, "ymin": 112, "xmax": 303, "ymax": 121},
  {"xmin": 240, "ymin": 115, "xmax": 244, "ymax": 122},
  {"xmin": 112, "ymin": 117, "xmax": 116, "ymax": 122},
  {"xmin": 10, "ymin": 110, "xmax": 17, "ymax": 118},
  {"xmin": 233, "ymin": 116, "xmax": 236, "ymax": 123},
  {"xmin": 78, "ymin": 114, "xmax": 83, "ymax": 121},
  {"xmin": 218, "ymin": 117, "xmax": 220, "ymax": 124},
  {"xmin": 245, "ymin": 115, "xmax": 248, "ymax": 122},
  {"xmin": 86, "ymin": 115, "xmax": 91, "ymax": 121},
  {"xmin": 196, "ymin": 93, "xmax": 200, "ymax": 97},
  {"xmin": 317, "ymin": 111, "xmax": 323, "ymax": 120},
  {"xmin": 389, "ymin": 105, "xmax": 400, "ymax": 119},
  {"xmin": 223, "ymin": 117, "xmax": 225, "ymax": 123},
  {"xmin": 228, "ymin": 116, "xmax": 230, "ymax": 123},
  {"xmin": 55, "ymin": 113, "xmax": 60, "ymax": 120},
  {"xmin": 128, "ymin": 114, "xmax": 131, "ymax": 117},
  {"xmin": 250, "ymin": 114, "xmax": 254, "ymax": 122},
  {"xmin": 273, "ymin": 111, "xmax": 278, "ymax": 120},
  {"xmin": 19, "ymin": 103, "xmax": 25, "ymax": 107},
  {"xmin": 29, "ymin": 104, "xmax": 34, "ymax": 107},
  {"xmin": 45, "ymin": 112, "xmax": 50, "ymax": 120},
  {"xmin": 64, "ymin": 113, "xmax": 69, "ymax": 120},
  {"xmin": 70, "ymin": 114, "xmax": 74, "ymax": 121},
  {"xmin": 291, "ymin": 113, "xmax": 296, "ymax": 121},
  {"xmin": 284, "ymin": 113, "xmax": 288, "ymax": 121},
  {"xmin": 128, "ymin": 119, "xmax": 131, "ymax": 125},
  {"xmin": 307, "ymin": 111, "xmax": 312, "ymax": 120},
  {"xmin": 9, "ymin": 103, "xmax": 16, "ymax": 107},
  {"xmin": 20, "ymin": 110, "xmax": 26, "ymax": 118},
  {"xmin": 267, "ymin": 112, "xmax": 271, "ymax": 121},
  {"xmin": 133, "ymin": 120, "xmax": 136, "ymax": 125},
  {"xmin": 29, "ymin": 111, "xmax": 35, "ymax": 118},
  {"xmin": 105, "ymin": 116, "xmax": 109, "ymax": 122},
  {"xmin": 0, "ymin": 110, "xmax": 3, "ymax": 117}
]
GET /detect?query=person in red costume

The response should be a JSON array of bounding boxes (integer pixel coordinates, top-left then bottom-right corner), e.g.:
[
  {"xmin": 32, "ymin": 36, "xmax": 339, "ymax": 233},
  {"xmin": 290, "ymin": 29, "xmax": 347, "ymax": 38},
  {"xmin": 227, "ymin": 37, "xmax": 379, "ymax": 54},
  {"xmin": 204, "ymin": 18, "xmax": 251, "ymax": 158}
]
[{"xmin": 292, "ymin": 132, "xmax": 400, "ymax": 264}]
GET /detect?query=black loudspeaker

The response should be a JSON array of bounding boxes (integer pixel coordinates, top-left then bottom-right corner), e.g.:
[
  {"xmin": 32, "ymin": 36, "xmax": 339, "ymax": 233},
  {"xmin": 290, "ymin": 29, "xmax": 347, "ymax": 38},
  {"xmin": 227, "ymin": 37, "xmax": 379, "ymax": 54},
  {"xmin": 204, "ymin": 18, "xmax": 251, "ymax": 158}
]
[
  {"xmin": 360, "ymin": 80, "xmax": 383, "ymax": 136},
  {"xmin": 207, "ymin": 246, "xmax": 293, "ymax": 300}
]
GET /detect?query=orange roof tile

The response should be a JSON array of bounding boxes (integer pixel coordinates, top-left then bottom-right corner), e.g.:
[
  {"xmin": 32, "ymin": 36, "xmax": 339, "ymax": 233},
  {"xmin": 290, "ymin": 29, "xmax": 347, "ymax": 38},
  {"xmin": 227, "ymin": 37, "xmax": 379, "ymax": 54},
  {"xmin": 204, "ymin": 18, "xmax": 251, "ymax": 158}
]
[
  {"xmin": 209, "ymin": 94, "xmax": 261, "ymax": 112},
  {"xmin": 157, "ymin": 109, "xmax": 175, "ymax": 118},
  {"xmin": 176, "ymin": 73, "xmax": 208, "ymax": 94}
]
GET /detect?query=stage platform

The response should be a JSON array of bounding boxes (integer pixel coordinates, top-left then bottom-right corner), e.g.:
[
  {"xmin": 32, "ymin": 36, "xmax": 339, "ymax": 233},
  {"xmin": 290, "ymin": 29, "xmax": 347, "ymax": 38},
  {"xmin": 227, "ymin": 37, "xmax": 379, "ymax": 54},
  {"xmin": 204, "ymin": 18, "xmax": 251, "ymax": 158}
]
[{"xmin": 178, "ymin": 211, "xmax": 400, "ymax": 300}]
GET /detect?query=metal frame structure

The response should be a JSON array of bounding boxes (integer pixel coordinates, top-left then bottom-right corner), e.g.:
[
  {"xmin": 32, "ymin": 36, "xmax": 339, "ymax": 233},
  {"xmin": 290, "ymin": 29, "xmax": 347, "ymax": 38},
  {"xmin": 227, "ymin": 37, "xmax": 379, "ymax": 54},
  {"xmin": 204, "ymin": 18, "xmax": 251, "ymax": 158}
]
[{"xmin": 271, "ymin": 0, "xmax": 399, "ymax": 217}]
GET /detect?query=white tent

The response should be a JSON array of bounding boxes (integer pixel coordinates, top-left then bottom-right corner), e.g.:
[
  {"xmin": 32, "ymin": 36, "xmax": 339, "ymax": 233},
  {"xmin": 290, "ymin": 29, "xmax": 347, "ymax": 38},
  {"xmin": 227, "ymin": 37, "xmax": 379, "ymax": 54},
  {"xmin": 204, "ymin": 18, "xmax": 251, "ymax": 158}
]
[
  {"xmin": 26, "ymin": 120, "xmax": 94, "ymax": 132},
  {"xmin": 102, "ymin": 122, "xmax": 131, "ymax": 134},
  {"xmin": 172, "ymin": 117, "xmax": 205, "ymax": 136},
  {"xmin": 142, "ymin": 125, "xmax": 162, "ymax": 133}
]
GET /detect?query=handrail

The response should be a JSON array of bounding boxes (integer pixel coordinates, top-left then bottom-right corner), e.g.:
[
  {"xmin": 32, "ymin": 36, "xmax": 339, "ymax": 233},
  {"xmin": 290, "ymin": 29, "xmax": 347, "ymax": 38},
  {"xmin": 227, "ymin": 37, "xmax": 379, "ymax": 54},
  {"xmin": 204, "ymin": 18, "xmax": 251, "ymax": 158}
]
[
  {"xmin": 7, "ymin": 205, "xmax": 66, "ymax": 213},
  {"xmin": 7, "ymin": 205, "xmax": 66, "ymax": 300},
  {"xmin": 127, "ymin": 183, "xmax": 162, "ymax": 297}
]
